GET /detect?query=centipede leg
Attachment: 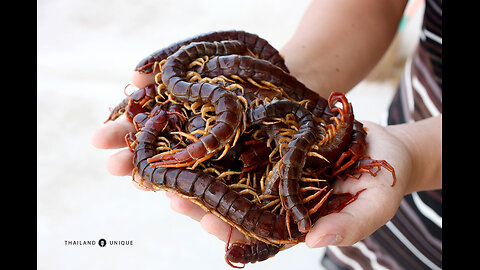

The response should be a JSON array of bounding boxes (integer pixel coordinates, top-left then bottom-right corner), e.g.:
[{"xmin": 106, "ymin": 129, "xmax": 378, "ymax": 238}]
[{"xmin": 340, "ymin": 158, "xmax": 397, "ymax": 187}]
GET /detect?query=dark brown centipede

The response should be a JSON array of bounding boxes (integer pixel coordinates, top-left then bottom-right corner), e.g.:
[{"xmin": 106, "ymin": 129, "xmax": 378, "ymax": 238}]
[
  {"xmin": 135, "ymin": 30, "xmax": 289, "ymax": 74},
  {"xmin": 246, "ymin": 99, "xmax": 319, "ymax": 234},
  {"xmin": 147, "ymin": 41, "xmax": 251, "ymax": 169},
  {"xmin": 198, "ymin": 54, "xmax": 333, "ymax": 121},
  {"xmin": 225, "ymin": 239, "xmax": 283, "ymax": 267}
]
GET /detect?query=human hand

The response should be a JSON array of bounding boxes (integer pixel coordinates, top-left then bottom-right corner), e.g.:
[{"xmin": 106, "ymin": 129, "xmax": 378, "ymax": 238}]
[{"xmin": 91, "ymin": 72, "xmax": 157, "ymax": 178}]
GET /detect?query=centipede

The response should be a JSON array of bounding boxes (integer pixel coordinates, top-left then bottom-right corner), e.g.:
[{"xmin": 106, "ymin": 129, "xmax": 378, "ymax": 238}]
[{"xmin": 103, "ymin": 30, "xmax": 397, "ymax": 268}]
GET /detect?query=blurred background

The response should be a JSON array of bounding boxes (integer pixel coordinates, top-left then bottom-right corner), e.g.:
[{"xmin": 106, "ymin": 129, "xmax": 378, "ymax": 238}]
[{"xmin": 37, "ymin": 0, "xmax": 424, "ymax": 269}]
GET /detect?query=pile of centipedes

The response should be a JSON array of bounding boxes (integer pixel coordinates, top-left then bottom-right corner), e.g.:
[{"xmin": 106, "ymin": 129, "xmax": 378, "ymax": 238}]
[{"xmin": 104, "ymin": 30, "xmax": 397, "ymax": 268}]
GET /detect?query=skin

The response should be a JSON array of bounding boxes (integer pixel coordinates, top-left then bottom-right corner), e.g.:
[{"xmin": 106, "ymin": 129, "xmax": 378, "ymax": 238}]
[{"xmin": 92, "ymin": 0, "xmax": 442, "ymax": 250}]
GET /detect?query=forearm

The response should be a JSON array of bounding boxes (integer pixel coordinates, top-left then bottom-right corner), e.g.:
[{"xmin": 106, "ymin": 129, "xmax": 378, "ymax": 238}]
[
  {"xmin": 387, "ymin": 115, "xmax": 442, "ymax": 194},
  {"xmin": 280, "ymin": 0, "xmax": 407, "ymax": 97}
]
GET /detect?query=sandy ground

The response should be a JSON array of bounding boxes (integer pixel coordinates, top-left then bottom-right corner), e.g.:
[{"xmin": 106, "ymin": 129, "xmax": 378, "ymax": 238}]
[{"xmin": 37, "ymin": 0, "xmax": 422, "ymax": 269}]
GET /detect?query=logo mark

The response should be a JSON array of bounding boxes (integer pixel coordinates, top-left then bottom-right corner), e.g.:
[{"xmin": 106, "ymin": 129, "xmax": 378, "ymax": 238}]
[{"xmin": 98, "ymin": 238, "xmax": 106, "ymax": 247}]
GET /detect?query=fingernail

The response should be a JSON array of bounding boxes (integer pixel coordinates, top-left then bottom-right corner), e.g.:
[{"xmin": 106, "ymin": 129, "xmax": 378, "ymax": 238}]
[{"xmin": 311, "ymin": 234, "xmax": 343, "ymax": 248}]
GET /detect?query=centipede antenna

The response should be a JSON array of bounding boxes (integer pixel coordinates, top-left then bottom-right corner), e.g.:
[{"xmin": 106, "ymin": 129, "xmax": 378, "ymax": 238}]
[
  {"xmin": 224, "ymin": 226, "xmax": 246, "ymax": 269},
  {"xmin": 225, "ymin": 226, "xmax": 233, "ymax": 252},
  {"xmin": 123, "ymin": 83, "xmax": 135, "ymax": 99}
]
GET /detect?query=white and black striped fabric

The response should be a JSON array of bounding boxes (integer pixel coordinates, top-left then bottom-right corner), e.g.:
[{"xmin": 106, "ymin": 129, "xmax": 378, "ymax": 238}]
[{"xmin": 321, "ymin": 0, "xmax": 442, "ymax": 269}]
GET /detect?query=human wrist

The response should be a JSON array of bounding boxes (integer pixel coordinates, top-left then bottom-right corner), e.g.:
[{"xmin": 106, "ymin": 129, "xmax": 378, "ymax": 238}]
[{"xmin": 385, "ymin": 116, "xmax": 442, "ymax": 194}]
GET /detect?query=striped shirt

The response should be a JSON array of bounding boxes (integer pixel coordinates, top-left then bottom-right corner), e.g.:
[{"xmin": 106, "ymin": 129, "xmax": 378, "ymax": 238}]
[{"xmin": 322, "ymin": 0, "xmax": 442, "ymax": 269}]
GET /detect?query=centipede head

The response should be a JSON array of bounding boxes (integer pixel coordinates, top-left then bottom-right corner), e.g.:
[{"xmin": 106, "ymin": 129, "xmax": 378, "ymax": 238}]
[
  {"xmin": 144, "ymin": 109, "xmax": 168, "ymax": 130},
  {"xmin": 328, "ymin": 92, "xmax": 354, "ymax": 123},
  {"xmin": 328, "ymin": 92, "xmax": 348, "ymax": 109},
  {"xmin": 225, "ymin": 244, "xmax": 248, "ymax": 268}
]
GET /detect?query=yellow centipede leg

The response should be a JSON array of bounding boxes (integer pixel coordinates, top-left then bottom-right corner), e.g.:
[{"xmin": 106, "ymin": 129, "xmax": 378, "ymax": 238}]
[
  {"xmin": 213, "ymin": 143, "xmax": 231, "ymax": 161},
  {"xmin": 189, "ymin": 152, "xmax": 216, "ymax": 170},
  {"xmin": 307, "ymin": 151, "xmax": 330, "ymax": 163}
]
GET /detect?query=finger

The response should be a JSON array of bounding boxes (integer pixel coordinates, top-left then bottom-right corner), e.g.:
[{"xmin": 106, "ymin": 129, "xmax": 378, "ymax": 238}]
[
  {"xmin": 165, "ymin": 190, "xmax": 175, "ymax": 198},
  {"xmin": 107, "ymin": 149, "xmax": 134, "ymax": 176},
  {"xmin": 92, "ymin": 117, "xmax": 136, "ymax": 149},
  {"xmin": 168, "ymin": 194, "xmax": 209, "ymax": 222},
  {"xmin": 305, "ymin": 186, "xmax": 401, "ymax": 248},
  {"xmin": 132, "ymin": 72, "xmax": 156, "ymax": 89},
  {"xmin": 200, "ymin": 213, "xmax": 247, "ymax": 243}
]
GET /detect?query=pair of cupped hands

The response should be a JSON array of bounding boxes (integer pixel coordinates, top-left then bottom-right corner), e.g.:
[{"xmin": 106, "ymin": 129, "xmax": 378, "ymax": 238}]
[{"xmin": 92, "ymin": 71, "xmax": 412, "ymax": 249}]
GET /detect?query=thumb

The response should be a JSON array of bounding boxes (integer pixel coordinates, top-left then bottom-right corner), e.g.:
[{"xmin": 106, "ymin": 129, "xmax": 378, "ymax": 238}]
[{"xmin": 131, "ymin": 71, "xmax": 156, "ymax": 89}]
